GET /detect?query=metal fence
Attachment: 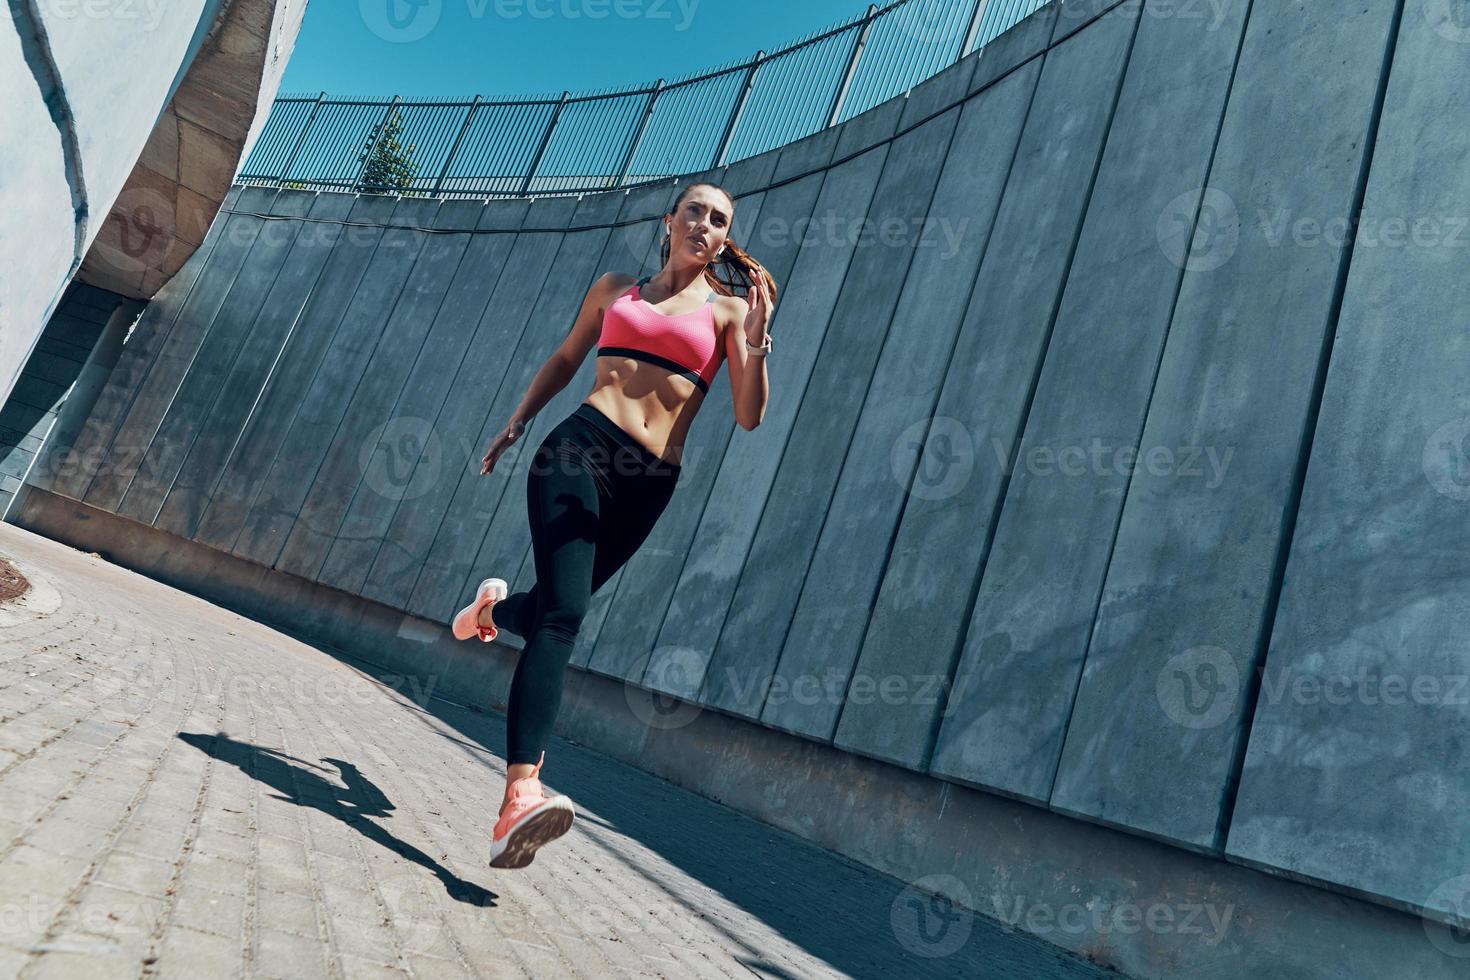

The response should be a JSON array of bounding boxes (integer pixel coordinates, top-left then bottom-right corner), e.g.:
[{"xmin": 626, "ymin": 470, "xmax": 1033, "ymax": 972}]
[{"xmin": 237, "ymin": 0, "xmax": 1047, "ymax": 199}]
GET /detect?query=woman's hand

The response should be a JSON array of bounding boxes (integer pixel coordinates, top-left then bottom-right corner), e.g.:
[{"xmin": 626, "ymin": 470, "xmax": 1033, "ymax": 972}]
[
  {"xmin": 481, "ymin": 419, "xmax": 526, "ymax": 475},
  {"xmin": 744, "ymin": 273, "xmax": 773, "ymax": 346}
]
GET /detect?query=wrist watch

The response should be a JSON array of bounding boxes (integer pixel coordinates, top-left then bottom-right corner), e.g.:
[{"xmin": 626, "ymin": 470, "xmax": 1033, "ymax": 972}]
[{"xmin": 746, "ymin": 333, "xmax": 772, "ymax": 356}]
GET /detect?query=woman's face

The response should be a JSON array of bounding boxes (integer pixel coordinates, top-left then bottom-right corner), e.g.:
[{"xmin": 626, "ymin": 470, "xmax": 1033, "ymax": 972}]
[{"xmin": 666, "ymin": 186, "xmax": 733, "ymax": 266}]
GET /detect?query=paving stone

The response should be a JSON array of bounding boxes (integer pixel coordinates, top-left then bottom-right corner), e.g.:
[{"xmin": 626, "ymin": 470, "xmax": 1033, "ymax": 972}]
[{"xmin": 0, "ymin": 515, "xmax": 1115, "ymax": 979}]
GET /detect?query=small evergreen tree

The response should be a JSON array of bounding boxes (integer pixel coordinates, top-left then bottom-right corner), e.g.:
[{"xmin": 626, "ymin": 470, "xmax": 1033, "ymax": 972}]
[{"xmin": 357, "ymin": 107, "xmax": 421, "ymax": 195}]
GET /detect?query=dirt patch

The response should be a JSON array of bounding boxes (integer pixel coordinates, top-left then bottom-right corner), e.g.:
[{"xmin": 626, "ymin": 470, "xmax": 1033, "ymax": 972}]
[{"xmin": 0, "ymin": 556, "xmax": 31, "ymax": 604}]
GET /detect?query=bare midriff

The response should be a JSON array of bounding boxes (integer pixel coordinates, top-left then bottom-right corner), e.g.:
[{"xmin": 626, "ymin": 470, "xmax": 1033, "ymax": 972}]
[{"xmin": 583, "ymin": 357, "xmax": 705, "ymax": 466}]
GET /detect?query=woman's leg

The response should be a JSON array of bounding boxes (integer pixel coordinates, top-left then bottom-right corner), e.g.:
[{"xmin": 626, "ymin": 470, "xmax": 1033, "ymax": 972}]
[
  {"xmin": 502, "ymin": 438, "xmax": 601, "ymax": 770},
  {"xmin": 498, "ymin": 441, "xmax": 679, "ymax": 809}
]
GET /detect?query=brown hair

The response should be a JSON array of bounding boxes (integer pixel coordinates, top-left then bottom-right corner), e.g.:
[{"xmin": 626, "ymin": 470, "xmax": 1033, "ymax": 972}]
[{"xmin": 661, "ymin": 182, "xmax": 780, "ymax": 311}]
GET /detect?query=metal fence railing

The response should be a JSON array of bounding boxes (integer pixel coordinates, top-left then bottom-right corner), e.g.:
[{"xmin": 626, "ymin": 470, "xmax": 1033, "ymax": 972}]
[{"xmin": 237, "ymin": 0, "xmax": 1048, "ymax": 199}]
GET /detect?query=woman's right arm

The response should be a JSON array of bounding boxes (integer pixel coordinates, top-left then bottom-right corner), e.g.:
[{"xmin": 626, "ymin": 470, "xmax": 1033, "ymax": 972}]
[{"xmin": 480, "ymin": 273, "xmax": 626, "ymax": 475}]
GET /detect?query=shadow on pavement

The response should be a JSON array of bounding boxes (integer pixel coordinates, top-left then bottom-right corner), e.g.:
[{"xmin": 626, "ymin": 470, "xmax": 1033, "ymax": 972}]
[{"xmin": 177, "ymin": 731, "xmax": 498, "ymax": 907}]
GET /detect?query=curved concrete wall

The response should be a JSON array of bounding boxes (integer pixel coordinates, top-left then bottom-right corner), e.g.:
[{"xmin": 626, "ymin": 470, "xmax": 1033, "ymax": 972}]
[
  {"xmin": 0, "ymin": 0, "xmax": 305, "ymax": 410},
  {"xmin": 17, "ymin": 0, "xmax": 1470, "ymax": 951}
]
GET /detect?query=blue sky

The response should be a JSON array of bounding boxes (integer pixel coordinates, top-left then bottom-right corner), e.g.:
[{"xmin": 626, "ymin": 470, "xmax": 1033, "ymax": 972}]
[{"xmin": 281, "ymin": 0, "xmax": 879, "ymax": 100}]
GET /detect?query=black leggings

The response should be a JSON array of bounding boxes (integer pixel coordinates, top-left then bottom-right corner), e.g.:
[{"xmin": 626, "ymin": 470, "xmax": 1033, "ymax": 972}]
[{"xmin": 493, "ymin": 402, "xmax": 681, "ymax": 765}]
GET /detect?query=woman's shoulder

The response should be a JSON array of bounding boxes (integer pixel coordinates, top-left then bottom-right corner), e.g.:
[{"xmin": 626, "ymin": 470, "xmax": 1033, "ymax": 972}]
[{"xmin": 593, "ymin": 271, "xmax": 642, "ymax": 298}]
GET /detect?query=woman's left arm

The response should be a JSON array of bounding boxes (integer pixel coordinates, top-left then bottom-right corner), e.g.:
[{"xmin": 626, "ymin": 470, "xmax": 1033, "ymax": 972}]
[{"xmin": 728, "ymin": 276, "xmax": 773, "ymax": 431}]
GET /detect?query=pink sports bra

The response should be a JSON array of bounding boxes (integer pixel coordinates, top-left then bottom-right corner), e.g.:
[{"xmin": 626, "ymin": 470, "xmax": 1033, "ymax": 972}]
[{"xmin": 597, "ymin": 275, "xmax": 720, "ymax": 393}]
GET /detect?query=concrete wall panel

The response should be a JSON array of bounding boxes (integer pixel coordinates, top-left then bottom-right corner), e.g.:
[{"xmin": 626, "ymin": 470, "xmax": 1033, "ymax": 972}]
[
  {"xmin": 34, "ymin": 184, "xmax": 243, "ymax": 502},
  {"xmin": 829, "ymin": 6, "xmax": 1139, "ymax": 766},
  {"xmin": 584, "ymin": 133, "xmax": 841, "ymax": 683},
  {"xmin": 702, "ymin": 58, "xmax": 1042, "ymax": 723},
  {"xmin": 230, "ymin": 197, "xmax": 441, "ymax": 567},
  {"xmin": 153, "ymin": 190, "xmax": 356, "ymax": 540},
  {"xmin": 929, "ymin": 0, "xmax": 1249, "ymax": 803},
  {"xmin": 645, "ymin": 113, "xmax": 927, "ymax": 702},
  {"xmin": 400, "ymin": 197, "xmax": 581, "ymax": 623},
  {"xmin": 192, "ymin": 194, "xmax": 469, "ymax": 553},
  {"xmin": 1226, "ymin": 3, "xmax": 1470, "ymax": 925},
  {"xmin": 1050, "ymin": 0, "xmax": 1401, "ymax": 852},
  {"xmin": 82, "ymin": 185, "xmax": 280, "ymax": 512}
]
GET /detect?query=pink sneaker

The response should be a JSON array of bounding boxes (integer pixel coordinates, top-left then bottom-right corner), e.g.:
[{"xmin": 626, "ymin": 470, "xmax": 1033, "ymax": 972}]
[
  {"xmin": 489, "ymin": 751, "xmax": 574, "ymax": 869},
  {"xmin": 452, "ymin": 577, "xmax": 508, "ymax": 642}
]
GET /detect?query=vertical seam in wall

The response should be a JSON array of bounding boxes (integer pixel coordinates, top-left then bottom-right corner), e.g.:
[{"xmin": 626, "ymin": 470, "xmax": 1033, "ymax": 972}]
[
  {"xmin": 146, "ymin": 205, "xmax": 324, "ymax": 532},
  {"xmin": 313, "ymin": 217, "xmax": 482, "ymax": 582},
  {"xmin": 273, "ymin": 202, "xmax": 447, "ymax": 576},
  {"xmin": 226, "ymin": 200, "xmax": 433, "ymax": 558},
  {"xmin": 683, "ymin": 122, "xmax": 907, "ymax": 705},
  {"xmin": 80, "ymin": 190, "xmax": 244, "ymax": 506},
  {"xmin": 608, "ymin": 179, "xmax": 752, "ymax": 687},
  {"xmin": 110, "ymin": 197, "xmax": 275, "ymax": 517},
  {"xmin": 918, "ymin": 1, "xmax": 1144, "ymax": 768},
  {"xmin": 808, "ymin": 105, "xmax": 971, "ymax": 742},
  {"xmin": 190, "ymin": 202, "xmax": 345, "ymax": 543},
  {"xmin": 806, "ymin": 45, "xmax": 1048, "ymax": 743},
  {"xmin": 1215, "ymin": 0, "xmax": 1408, "ymax": 853},
  {"xmin": 362, "ymin": 209, "xmax": 539, "ymax": 600},
  {"xmin": 1044, "ymin": 0, "xmax": 1256, "ymax": 810},
  {"xmin": 9, "ymin": 0, "xmax": 89, "ymax": 267}
]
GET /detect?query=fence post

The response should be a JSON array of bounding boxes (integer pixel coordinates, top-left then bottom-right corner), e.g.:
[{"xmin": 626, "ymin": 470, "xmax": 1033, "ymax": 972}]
[
  {"xmin": 827, "ymin": 4, "xmax": 878, "ymax": 129},
  {"xmin": 521, "ymin": 91, "xmax": 571, "ymax": 196},
  {"xmin": 432, "ymin": 96, "xmax": 482, "ymax": 197},
  {"xmin": 714, "ymin": 51, "xmax": 765, "ymax": 168},
  {"xmin": 960, "ymin": 0, "xmax": 993, "ymax": 60},
  {"xmin": 353, "ymin": 95, "xmax": 402, "ymax": 193},
  {"xmin": 278, "ymin": 91, "xmax": 327, "ymax": 188},
  {"xmin": 615, "ymin": 80, "xmax": 665, "ymax": 189}
]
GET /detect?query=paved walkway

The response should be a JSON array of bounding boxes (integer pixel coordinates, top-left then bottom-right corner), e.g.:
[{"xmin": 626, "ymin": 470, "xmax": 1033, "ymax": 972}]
[{"xmin": 0, "ymin": 522, "xmax": 1118, "ymax": 979}]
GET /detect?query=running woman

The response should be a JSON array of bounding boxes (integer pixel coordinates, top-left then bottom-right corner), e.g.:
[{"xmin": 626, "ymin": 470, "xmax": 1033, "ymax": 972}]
[{"xmin": 451, "ymin": 182, "xmax": 778, "ymax": 868}]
